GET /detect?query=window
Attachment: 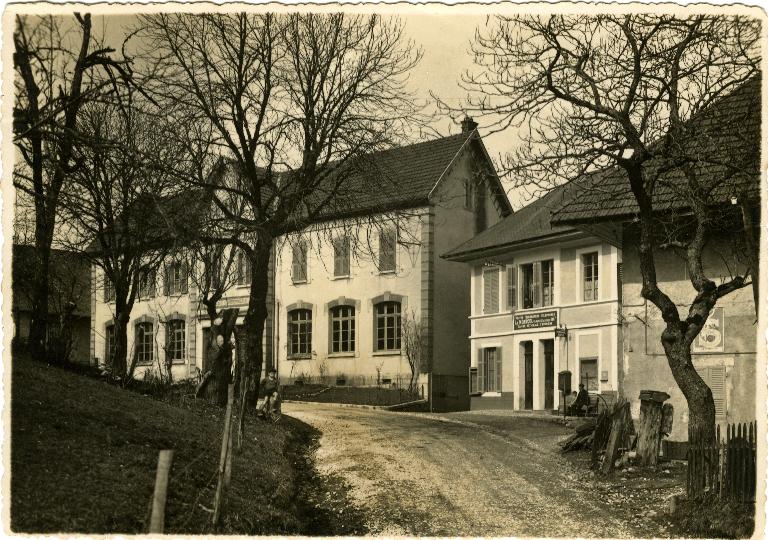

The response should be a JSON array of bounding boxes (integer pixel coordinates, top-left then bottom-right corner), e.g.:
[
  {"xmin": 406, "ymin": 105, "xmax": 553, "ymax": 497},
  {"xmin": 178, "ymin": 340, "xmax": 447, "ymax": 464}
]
[
  {"xmin": 105, "ymin": 325, "xmax": 115, "ymax": 366},
  {"xmin": 695, "ymin": 365, "xmax": 726, "ymax": 418},
  {"xmin": 477, "ymin": 347, "xmax": 502, "ymax": 392},
  {"xmin": 292, "ymin": 241, "xmax": 308, "ymax": 283},
  {"xmin": 333, "ymin": 236, "xmax": 350, "ymax": 277},
  {"xmin": 236, "ymin": 251, "xmax": 251, "ymax": 286},
  {"xmin": 464, "ymin": 178, "xmax": 475, "ymax": 210},
  {"xmin": 104, "ymin": 276, "xmax": 115, "ymax": 302},
  {"xmin": 288, "ymin": 309, "xmax": 312, "ymax": 357},
  {"xmin": 506, "ymin": 265, "xmax": 517, "ymax": 311},
  {"xmin": 580, "ymin": 358, "xmax": 598, "ymax": 392},
  {"xmin": 165, "ymin": 262, "xmax": 188, "ymax": 295},
  {"xmin": 582, "ymin": 252, "xmax": 599, "ymax": 301},
  {"xmin": 330, "ymin": 305, "xmax": 355, "ymax": 353},
  {"xmin": 483, "ymin": 267, "xmax": 500, "ymax": 314},
  {"xmin": 378, "ymin": 228, "xmax": 396, "ymax": 273},
  {"xmin": 139, "ymin": 268, "xmax": 156, "ymax": 299},
  {"xmin": 375, "ymin": 301, "xmax": 401, "ymax": 351},
  {"xmin": 166, "ymin": 320, "xmax": 185, "ymax": 363},
  {"xmin": 520, "ymin": 260, "xmax": 554, "ymax": 309},
  {"xmin": 135, "ymin": 322, "xmax": 154, "ymax": 365}
]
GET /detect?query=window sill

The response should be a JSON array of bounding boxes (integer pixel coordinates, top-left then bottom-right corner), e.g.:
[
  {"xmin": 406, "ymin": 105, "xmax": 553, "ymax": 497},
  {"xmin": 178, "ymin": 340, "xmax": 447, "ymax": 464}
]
[
  {"xmin": 331, "ymin": 274, "xmax": 350, "ymax": 280},
  {"xmin": 372, "ymin": 350, "xmax": 400, "ymax": 356},
  {"xmin": 378, "ymin": 270, "xmax": 396, "ymax": 276},
  {"xmin": 328, "ymin": 352, "xmax": 355, "ymax": 358},
  {"xmin": 291, "ymin": 280, "xmax": 308, "ymax": 286},
  {"xmin": 235, "ymin": 283, "xmax": 251, "ymax": 289},
  {"xmin": 481, "ymin": 391, "xmax": 502, "ymax": 397},
  {"xmin": 171, "ymin": 359, "xmax": 186, "ymax": 365},
  {"xmin": 288, "ymin": 354, "xmax": 311, "ymax": 360}
]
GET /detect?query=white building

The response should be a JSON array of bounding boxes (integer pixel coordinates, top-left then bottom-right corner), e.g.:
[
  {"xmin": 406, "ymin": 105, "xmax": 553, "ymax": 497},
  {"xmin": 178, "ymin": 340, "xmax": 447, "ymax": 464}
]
[
  {"xmin": 274, "ymin": 119, "xmax": 511, "ymax": 410},
  {"xmin": 443, "ymin": 185, "xmax": 622, "ymax": 411}
]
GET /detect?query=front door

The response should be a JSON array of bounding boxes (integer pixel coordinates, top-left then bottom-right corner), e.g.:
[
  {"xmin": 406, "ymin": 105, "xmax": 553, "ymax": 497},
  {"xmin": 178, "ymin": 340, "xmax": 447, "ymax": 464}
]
[
  {"xmin": 523, "ymin": 341, "xmax": 533, "ymax": 409},
  {"xmin": 543, "ymin": 339, "xmax": 554, "ymax": 409}
]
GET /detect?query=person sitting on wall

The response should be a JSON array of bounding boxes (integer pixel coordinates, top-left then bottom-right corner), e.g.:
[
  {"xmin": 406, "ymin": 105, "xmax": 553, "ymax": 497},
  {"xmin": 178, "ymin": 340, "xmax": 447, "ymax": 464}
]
[
  {"xmin": 256, "ymin": 368, "xmax": 280, "ymax": 417},
  {"xmin": 572, "ymin": 383, "xmax": 590, "ymax": 416},
  {"xmin": 565, "ymin": 390, "xmax": 578, "ymax": 415}
]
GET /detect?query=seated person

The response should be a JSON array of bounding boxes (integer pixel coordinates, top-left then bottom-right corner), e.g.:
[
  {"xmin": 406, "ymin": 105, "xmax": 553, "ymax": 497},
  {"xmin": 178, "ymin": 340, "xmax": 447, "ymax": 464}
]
[
  {"xmin": 256, "ymin": 368, "xmax": 280, "ymax": 416},
  {"xmin": 572, "ymin": 383, "xmax": 590, "ymax": 416},
  {"xmin": 565, "ymin": 391, "xmax": 578, "ymax": 414}
]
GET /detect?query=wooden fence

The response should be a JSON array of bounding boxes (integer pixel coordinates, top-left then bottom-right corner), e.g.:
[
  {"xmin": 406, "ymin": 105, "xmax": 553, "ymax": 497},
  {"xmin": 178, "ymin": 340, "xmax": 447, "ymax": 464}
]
[{"xmin": 687, "ymin": 421, "xmax": 756, "ymax": 502}]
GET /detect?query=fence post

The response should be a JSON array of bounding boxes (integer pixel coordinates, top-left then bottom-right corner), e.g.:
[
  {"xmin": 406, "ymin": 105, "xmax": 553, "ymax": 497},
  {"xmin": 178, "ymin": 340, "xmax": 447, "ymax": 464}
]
[
  {"xmin": 212, "ymin": 384, "xmax": 235, "ymax": 528},
  {"xmin": 149, "ymin": 449, "xmax": 174, "ymax": 534}
]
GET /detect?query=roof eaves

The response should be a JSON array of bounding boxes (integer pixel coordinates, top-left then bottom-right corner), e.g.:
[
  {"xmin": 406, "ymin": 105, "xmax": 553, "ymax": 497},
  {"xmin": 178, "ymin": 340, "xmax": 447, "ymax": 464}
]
[{"xmin": 442, "ymin": 228, "xmax": 582, "ymax": 262}]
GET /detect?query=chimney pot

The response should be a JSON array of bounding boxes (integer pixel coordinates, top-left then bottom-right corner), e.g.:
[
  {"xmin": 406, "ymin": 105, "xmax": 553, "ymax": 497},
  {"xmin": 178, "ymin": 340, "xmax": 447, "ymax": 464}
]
[{"xmin": 461, "ymin": 115, "xmax": 478, "ymax": 134}]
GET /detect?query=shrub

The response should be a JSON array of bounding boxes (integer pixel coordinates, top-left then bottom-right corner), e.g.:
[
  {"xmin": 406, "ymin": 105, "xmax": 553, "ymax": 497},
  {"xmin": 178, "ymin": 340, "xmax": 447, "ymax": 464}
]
[{"xmin": 672, "ymin": 492, "xmax": 754, "ymax": 538}]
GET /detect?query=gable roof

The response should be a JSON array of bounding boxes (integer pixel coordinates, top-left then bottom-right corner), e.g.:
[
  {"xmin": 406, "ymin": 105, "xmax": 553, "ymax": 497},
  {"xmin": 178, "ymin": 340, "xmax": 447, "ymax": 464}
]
[
  {"xmin": 442, "ymin": 184, "xmax": 578, "ymax": 262},
  {"xmin": 311, "ymin": 131, "xmax": 512, "ymax": 221},
  {"xmin": 551, "ymin": 75, "xmax": 761, "ymax": 225}
]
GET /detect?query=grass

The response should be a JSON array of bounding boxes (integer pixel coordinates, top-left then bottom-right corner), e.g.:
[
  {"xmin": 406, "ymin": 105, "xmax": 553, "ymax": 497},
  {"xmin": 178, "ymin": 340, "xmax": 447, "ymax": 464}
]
[
  {"xmin": 10, "ymin": 356, "xmax": 331, "ymax": 534},
  {"xmin": 670, "ymin": 493, "xmax": 755, "ymax": 538},
  {"xmin": 282, "ymin": 383, "xmax": 422, "ymax": 406}
]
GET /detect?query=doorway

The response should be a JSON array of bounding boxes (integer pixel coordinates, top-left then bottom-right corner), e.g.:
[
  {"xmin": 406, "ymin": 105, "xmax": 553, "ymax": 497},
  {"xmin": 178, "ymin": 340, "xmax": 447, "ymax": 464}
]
[
  {"xmin": 523, "ymin": 341, "xmax": 533, "ymax": 409},
  {"xmin": 543, "ymin": 339, "xmax": 554, "ymax": 409}
]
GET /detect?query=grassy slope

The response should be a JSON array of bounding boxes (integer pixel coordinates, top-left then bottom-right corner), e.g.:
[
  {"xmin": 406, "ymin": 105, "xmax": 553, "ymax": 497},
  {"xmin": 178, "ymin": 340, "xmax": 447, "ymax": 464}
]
[{"xmin": 10, "ymin": 358, "xmax": 319, "ymax": 534}]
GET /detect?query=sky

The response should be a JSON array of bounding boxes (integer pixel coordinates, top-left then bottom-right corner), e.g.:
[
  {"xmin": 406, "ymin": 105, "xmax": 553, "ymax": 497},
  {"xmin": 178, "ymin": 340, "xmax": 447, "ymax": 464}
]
[{"xmin": 39, "ymin": 11, "xmax": 527, "ymax": 206}]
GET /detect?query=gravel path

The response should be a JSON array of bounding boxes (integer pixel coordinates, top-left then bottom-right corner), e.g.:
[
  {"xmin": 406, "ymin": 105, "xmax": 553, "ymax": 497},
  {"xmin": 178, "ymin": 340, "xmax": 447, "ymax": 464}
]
[{"xmin": 286, "ymin": 402, "xmax": 654, "ymax": 537}]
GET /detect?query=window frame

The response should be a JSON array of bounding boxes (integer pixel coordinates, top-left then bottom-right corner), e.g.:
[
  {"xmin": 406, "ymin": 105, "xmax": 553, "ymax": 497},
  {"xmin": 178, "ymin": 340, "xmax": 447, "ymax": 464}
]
[
  {"xmin": 374, "ymin": 301, "xmax": 401, "ymax": 352},
  {"xmin": 166, "ymin": 261, "xmax": 188, "ymax": 296},
  {"xmin": 104, "ymin": 324, "xmax": 116, "ymax": 367},
  {"xmin": 581, "ymin": 251, "xmax": 600, "ymax": 302},
  {"xmin": 139, "ymin": 268, "xmax": 156, "ymax": 299},
  {"xmin": 518, "ymin": 259, "xmax": 555, "ymax": 309},
  {"xmin": 288, "ymin": 308, "xmax": 312, "ymax": 358},
  {"xmin": 236, "ymin": 251, "xmax": 252, "ymax": 287},
  {"xmin": 104, "ymin": 275, "xmax": 116, "ymax": 303},
  {"xmin": 378, "ymin": 227, "xmax": 397, "ymax": 274},
  {"xmin": 166, "ymin": 319, "xmax": 186, "ymax": 363},
  {"xmin": 463, "ymin": 177, "xmax": 475, "ymax": 210},
  {"xmin": 329, "ymin": 305, "xmax": 356, "ymax": 354},
  {"xmin": 333, "ymin": 235, "xmax": 351, "ymax": 278},
  {"xmin": 291, "ymin": 241, "xmax": 308, "ymax": 284},
  {"xmin": 135, "ymin": 321, "xmax": 154, "ymax": 365}
]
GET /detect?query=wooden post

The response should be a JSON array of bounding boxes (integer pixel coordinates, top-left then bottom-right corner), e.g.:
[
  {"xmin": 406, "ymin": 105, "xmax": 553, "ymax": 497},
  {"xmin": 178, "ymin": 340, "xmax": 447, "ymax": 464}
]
[
  {"xmin": 212, "ymin": 384, "xmax": 235, "ymax": 527},
  {"xmin": 149, "ymin": 449, "xmax": 174, "ymax": 534},
  {"xmin": 636, "ymin": 390, "xmax": 670, "ymax": 466},
  {"xmin": 602, "ymin": 400, "xmax": 630, "ymax": 475}
]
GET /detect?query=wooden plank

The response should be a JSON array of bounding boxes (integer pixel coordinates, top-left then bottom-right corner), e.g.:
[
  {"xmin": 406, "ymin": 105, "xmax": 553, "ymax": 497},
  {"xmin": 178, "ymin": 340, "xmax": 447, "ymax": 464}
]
[
  {"xmin": 212, "ymin": 384, "xmax": 235, "ymax": 527},
  {"xmin": 601, "ymin": 400, "xmax": 629, "ymax": 475},
  {"xmin": 149, "ymin": 449, "xmax": 174, "ymax": 534},
  {"xmin": 636, "ymin": 392, "xmax": 667, "ymax": 466}
]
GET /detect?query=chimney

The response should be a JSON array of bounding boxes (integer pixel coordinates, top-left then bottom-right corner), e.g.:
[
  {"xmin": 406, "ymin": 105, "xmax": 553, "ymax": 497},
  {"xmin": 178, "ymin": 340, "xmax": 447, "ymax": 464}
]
[{"xmin": 461, "ymin": 115, "xmax": 478, "ymax": 134}]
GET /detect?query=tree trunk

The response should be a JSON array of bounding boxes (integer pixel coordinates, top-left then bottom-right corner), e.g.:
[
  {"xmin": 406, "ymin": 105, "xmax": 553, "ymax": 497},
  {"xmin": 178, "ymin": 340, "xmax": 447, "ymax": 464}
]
[
  {"xmin": 241, "ymin": 241, "xmax": 272, "ymax": 410},
  {"xmin": 636, "ymin": 390, "xmax": 670, "ymax": 466},
  {"xmin": 113, "ymin": 311, "xmax": 130, "ymax": 379},
  {"xmin": 662, "ymin": 333, "xmax": 716, "ymax": 443},
  {"xmin": 28, "ymin": 229, "xmax": 53, "ymax": 360}
]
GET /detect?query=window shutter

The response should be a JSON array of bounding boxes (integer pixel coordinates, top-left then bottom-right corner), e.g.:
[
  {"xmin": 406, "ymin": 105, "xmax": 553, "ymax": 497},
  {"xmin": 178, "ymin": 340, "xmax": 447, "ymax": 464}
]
[
  {"xmin": 496, "ymin": 347, "xmax": 503, "ymax": 392},
  {"xmin": 507, "ymin": 266, "xmax": 517, "ymax": 310},
  {"xmin": 163, "ymin": 266, "xmax": 170, "ymax": 296},
  {"xmin": 483, "ymin": 268, "xmax": 499, "ymax": 314},
  {"xmin": 617, "ymin": 262, "xmax": 623, "ymax": 303},
  {"xmin": 180, "ymin": 262, "xmax": 189, "ymax": 294},
  {"xmin": 709, "ymin": 366, "xmax": 726, "ymax": 418},
  {"xmin": 477, "ymin": 349, "xmax": 485, "ymax": 393},
  {"xmin": 533, "ymin": 261, "xmax": 541, "ymax": 307}
]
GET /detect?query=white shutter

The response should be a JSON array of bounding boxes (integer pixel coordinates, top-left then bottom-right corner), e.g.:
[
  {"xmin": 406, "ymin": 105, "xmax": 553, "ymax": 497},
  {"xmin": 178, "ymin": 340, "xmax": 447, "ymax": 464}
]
[
  {"xmin": 483, "ymin": 268, "xmax": 500, "ymax": 314},
  {"xmin": 695, "ymin": 366, "xmax": 727, "ymax": 419},
  {"xmin": 533, "ymin": 261, "xmax": 541, "ymax": 307},
  {"xmin": 506, "ymin": 265, "xmax": 517, "ymax": 310},
  {"xmin": 496, "ymin": 347, "xmax": 503, "ymax": 392}
]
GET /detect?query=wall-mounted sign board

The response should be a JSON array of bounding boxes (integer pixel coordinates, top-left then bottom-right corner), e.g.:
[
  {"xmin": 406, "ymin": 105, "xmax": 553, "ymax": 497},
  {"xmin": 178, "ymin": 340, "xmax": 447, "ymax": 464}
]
[{"xmin": 514, "ymin": 310, "xmax": 557, "ymax": 330}]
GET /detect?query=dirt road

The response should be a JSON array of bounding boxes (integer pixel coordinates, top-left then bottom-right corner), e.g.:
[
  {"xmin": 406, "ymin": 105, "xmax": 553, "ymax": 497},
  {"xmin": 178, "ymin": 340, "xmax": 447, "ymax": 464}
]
[{"xmin": 286, "ymin": 402, "xmax": 659, "ymax": 537}]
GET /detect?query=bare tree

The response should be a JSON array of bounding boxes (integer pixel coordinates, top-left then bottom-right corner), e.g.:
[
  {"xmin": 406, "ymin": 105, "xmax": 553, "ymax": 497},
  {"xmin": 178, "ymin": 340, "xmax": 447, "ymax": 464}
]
[
  {"xmin": 448, "ymin": 14, "xmax": 760, "ymax": 442},
  {"xmin": 13, "ymin": 14, "xmax": 135, "ymax": 359},
  {"xmin": 136, "ymin": 12, "xmax": 424, "ymax": 410},
  {"xmin": 401, "ymin": 309, "xmax": 425, "ymax": 395},
  {"xmin": 59, "ymin": 99, "xmax": 193, "ymax": 380}
]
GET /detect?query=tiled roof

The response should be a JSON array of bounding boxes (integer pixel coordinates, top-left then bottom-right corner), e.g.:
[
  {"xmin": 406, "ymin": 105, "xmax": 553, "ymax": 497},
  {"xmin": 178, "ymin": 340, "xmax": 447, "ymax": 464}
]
[
  {"xmin": 313, "ymin": 132, "xmax": 489, "ymax": 220},
  {"xmin": 552, "ymin": 75, "xmax": 761, "ymax": 224},
  {"xmin": 442, "ymin": 184, "xmax": 576, "ymax": 261}
]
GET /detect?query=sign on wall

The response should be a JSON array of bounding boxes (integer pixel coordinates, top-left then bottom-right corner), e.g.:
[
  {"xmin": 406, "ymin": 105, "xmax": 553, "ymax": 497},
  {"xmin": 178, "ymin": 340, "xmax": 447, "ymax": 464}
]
[
  {"xmin": 692, "ymin": 306, "xmax": 725, "ymax": 353},
  {"xmin": 514, "ymin": 310, "xmax": 557, "ymax": 330}
]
